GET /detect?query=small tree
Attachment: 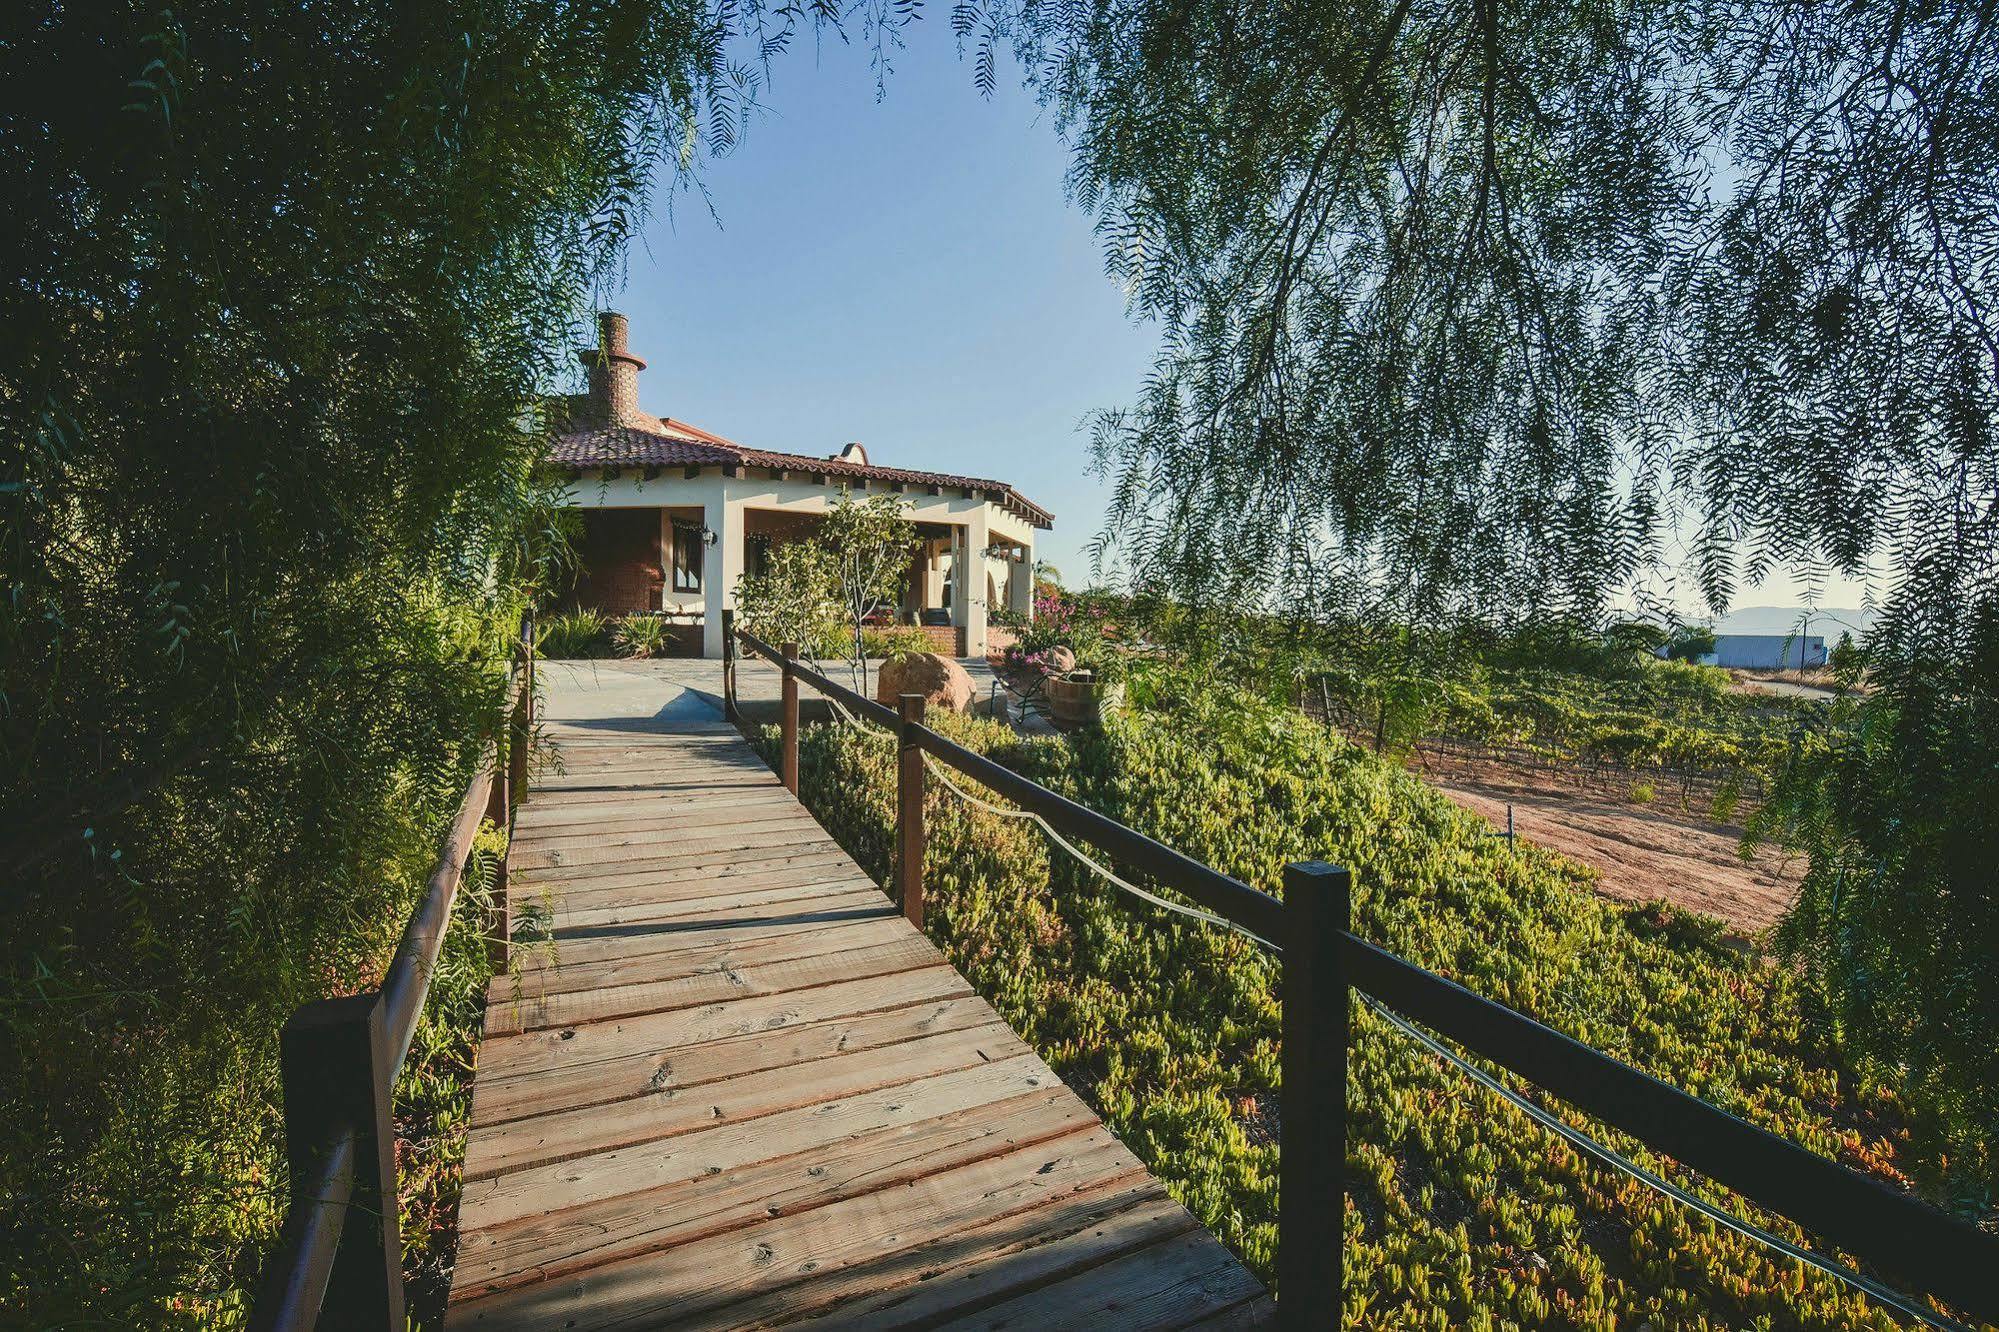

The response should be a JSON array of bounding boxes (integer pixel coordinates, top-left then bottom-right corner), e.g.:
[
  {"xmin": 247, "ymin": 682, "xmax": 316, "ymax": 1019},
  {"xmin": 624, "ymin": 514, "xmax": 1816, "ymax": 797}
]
[
  {"xmin": 733, "ymin": 540, "xmax": 841, "ymax": 657},
  {"xmin": 820, "ymin": 490, "xmax": 916, "ymax": 695}
]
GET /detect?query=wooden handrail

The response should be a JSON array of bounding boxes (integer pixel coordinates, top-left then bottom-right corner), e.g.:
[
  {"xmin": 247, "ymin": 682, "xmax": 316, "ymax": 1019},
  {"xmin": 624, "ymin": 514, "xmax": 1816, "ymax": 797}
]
[
  {"xmin": 252, "ymin": 614, "xmax": 534, "ymax": 1331},
  {"xmin": 732, "ymin": 623, "xmax": 1999, "ymax": 1330}
]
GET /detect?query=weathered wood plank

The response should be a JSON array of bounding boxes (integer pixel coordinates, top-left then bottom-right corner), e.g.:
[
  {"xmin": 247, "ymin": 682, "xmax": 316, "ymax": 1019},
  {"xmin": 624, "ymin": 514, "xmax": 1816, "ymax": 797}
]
[
  {"xmin": 470, "ymin": 992, "xmax": 999, "ymax": 1128},
  {"xmin": 697, "ymin": 1187, "xmax": 1197, "ymax": 1330},
  {"xmin": 511, "ymin": 815, "xmax": 828, "ymax": 870},
  {"xmin": 508, "ymin": 911, "xmax": 908, "ymax": 995},
  {"xmin": 930, "ymin": 1228, "xmax": 1271, "ymax": 1330},
  {"xmin": 486, "ymin": 932, "xmax": 944, "ymax": 1034},
  {"xmin": 458, "ymin": 1052, "xmax": 1063, "ymax": 1232},
  {"xmin": 509, "ymin": 831, "xmax": 844, "ymax": 881},
  {"xmin": 473, "ymin": 967, "xmax": 975, "ymax": 1087},
  {"xmin": 549, "ymin": 870, "xmax": 880, "ymax": 932},
  {"xmin": 450, "ymin": 1089, "xmax": 1097, "ymax": 1303},
  {"xmin": 510, "ymin": 848, "xmax": 857, "ymax": 901},
  {"xmin": 450, "ymin": 1124, "xmax": 1147, "ymax": 1329},
  {"xmin": 464, "ymin": 1019, "xmax": 1026, "ymax": 1180}
]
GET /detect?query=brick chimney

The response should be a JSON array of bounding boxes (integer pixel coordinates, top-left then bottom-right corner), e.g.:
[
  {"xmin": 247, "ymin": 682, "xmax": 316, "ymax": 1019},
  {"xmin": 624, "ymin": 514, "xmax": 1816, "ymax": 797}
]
[{"xmin": 578, "ymin": 311, "xmax": 646, "ymax": 427}]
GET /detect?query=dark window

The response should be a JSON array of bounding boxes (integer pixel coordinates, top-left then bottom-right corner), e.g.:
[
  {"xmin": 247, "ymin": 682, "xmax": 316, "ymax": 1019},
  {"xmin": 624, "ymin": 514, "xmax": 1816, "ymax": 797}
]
[{"xmin": 671, "ymin": 521, "xmax": 704, "ymax": 593}]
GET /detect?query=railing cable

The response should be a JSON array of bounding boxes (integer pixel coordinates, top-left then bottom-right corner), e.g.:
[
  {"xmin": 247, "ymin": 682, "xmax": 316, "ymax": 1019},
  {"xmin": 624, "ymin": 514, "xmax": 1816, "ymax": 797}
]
[
  {"xmin": 1356, "ymin": 993, "xmax": 1975, "ymax": 1332},
  {"xmin": 818, "ymin": 687, "xmax": 1281, "ymax": 950}
]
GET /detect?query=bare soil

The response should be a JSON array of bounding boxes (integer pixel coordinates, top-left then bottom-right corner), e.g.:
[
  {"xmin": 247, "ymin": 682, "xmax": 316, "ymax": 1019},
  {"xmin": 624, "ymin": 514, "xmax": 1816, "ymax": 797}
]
[{"xmin": 1415, "ymin": 753, "xmax": 1801, "ymax": 938}]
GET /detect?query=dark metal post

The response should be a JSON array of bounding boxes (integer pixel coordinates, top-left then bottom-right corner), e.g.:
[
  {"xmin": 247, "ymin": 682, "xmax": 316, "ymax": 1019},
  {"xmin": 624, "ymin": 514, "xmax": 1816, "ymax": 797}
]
[
  {"xmin": 1280, "ymin": 861, "xmax": 1349, "ymax": 1329},
  {"xmin": 509, "ymin": 615, "xmax": 532, "ymax": 819},
  {"xmin": 278, "ymin": 993, "xmax": 403, "ymax": 1328},
  {"xmin": 722, "ymin": 608, "xmax": 739, "ymax": 723},
  {"xmin": 780, "ymin": 641, "xmax": 800, "ymax": 794},
  {"xmin": 897, "ymin": 693, "xmax": 926, "ymax": 929},
  {"xmin": 484, "ymin": 743, "xmax": 510, "ymax": 971}
]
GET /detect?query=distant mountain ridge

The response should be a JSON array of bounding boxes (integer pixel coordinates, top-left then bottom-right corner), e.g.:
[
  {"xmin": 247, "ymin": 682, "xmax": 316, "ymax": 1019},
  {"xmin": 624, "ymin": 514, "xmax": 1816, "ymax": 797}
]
[{"xmin": 1711, "ymin": 605, "xmax": 1876, "ymax": 637}]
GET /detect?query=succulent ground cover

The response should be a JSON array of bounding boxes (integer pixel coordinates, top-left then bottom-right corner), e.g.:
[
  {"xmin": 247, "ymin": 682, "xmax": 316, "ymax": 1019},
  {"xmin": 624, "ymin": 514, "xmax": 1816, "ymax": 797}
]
[{"xmin": 762, "ymin": 682, "xmax": 1970, "ymax": 1329}]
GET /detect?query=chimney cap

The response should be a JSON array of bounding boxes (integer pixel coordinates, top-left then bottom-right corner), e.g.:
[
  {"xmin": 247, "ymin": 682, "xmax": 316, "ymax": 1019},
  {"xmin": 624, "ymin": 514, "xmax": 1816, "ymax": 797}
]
[
  {"xmin": 580, "ymin": 310, "xmax": 646, "ymax": 370},
  {"xmin": 834, "ymin": 441, "xmax": 868, "ymax": 466}
]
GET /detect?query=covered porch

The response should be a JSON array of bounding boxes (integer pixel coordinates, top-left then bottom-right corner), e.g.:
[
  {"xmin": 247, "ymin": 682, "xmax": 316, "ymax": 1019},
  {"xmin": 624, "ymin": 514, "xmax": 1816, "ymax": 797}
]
[{"xmin": 563, "ymin": 481, "xmax": 1037, "ymax": 660}]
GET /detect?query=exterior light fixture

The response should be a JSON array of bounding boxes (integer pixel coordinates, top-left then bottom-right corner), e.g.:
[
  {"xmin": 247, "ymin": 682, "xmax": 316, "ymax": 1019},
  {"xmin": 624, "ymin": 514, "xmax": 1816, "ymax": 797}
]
[{"xmin": 700, "ymin": 526, "xmax": 719, "ymax": 547}]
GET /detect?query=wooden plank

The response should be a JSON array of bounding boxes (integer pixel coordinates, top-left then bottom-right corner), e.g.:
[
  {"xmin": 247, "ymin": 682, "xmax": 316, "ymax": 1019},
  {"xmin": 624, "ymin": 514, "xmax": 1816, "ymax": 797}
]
[
  {"xmin": 510, "ymin": 816, "xmax": 828, "ymax": 870},
  {"xmin": 540, "ymin": 881, "xmax": 888, "ymax": 940},
  {"xmin": 519, "ymin": 776, "xmax": 781, "ymax": 803},
  {"xmin": 472, "ymin": 967, "xmax": 974, "ymax": 1087},
  {"xmin": 704, "ymin": 1189, "xmax": 1198, "ymax": 1330},
  {"xmin": 1187, "ymin": 1297, "xmax": 1281, "ymax": 1328},
  {"xmin": 451, "ymin": 1088, "xmax": 1096, "ymax": 1302},
  {"xmin": 501, "ymin": 894, "xmax": 901, "ymax": 999},
  {"xmin": 463, "ymin": 1019, "xmax": 1026, "ymax": 1179},
  {"xmin": 533, "ymin": 902, "xmax": 896, "ymax": 974},
  {"xmin": 548, "ymin": 869, "xmax": 880, "ymax": 931},
  {"xmin": 501, "ymin": 911, "xmax": 910, "ymax": 999},
  {"xmin": 509, "ymin": 830, "xmax": 843, "ymax": 881},
  {"xmin": 516, "ymin": 842, "xmax": 858, "ymax": 893},
  {"xmin": 450, "ymin": 1122, "xmax": 1147, "ymax": 1329},
  {"xmin": 930, "ymin": 1228, "xmax": 1270, "ymax": 1331},
  {"xmin": 546, "ymin": 870, "xmax": 880, "ymax": 923},
  {"xmin": 470, "ymin": 992, "xmax": 999, "ymax": 1128},
  {"xmin": 457, "ymin": 1052, "xmax": 1065, "ymax": 1233},
  {"xmin": 486, "ymin": 932, "xmax": 945, "ymax": 1033},
  {"xmin": 513, "ymin": 791, "xmax": 803, "ymax": 834}
]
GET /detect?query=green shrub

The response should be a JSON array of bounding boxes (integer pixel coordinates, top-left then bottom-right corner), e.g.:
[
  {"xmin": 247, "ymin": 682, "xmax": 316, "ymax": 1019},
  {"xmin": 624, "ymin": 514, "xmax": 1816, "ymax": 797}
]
[
  {"xmin": 612, "ymin": 613, "xmax": 671, "ymax": 659},
  {"xmin": 536, "ymin": 608, "xmax": 610, "ymax": 659},
  {"xmin": 764, "ymin": 683, "xmax": 1922, "ymax": 1326},
  {"xmin": 859, "ymin": 625, "xmax": 929, "ymax": 662}
]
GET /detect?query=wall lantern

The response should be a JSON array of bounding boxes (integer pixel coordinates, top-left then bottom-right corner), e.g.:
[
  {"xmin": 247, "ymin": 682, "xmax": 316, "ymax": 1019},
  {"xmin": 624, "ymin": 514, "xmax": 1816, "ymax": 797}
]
[{"xmin": 700, "ymin": 526, "xmax": 720, "ymax": 547}]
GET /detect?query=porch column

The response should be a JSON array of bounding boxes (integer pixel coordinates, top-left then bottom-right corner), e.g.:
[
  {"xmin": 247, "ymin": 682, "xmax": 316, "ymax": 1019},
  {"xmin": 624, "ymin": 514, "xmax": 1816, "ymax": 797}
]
[
  {"xmin": 949, "ymin": 525, "xmax": 968, "ymax": 630},
  {"xmin": 1009, "ymin": 540, "xmax": 1033, "ymax": 616},
  {"xmin": 700, "ymin": 491, "xmax": 743, "ymax": 659},
  {"xmin": 963, "ymin": 508, "xmax": 990, "ymax": 658}
]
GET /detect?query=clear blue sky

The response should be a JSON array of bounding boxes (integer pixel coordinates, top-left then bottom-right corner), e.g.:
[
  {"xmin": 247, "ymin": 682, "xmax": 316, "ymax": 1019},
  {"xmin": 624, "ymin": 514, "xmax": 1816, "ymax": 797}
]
[
  {"xmin": 605, "ymin": 24, "xmax": 1156, "ymax": 584},
  {"xmin": 604, "ymin": 27, "xmax": 1871, "ymax": 615}
]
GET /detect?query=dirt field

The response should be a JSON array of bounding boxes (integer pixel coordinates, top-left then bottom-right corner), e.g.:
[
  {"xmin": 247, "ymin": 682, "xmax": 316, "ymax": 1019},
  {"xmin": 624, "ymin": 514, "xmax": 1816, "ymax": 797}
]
[{"xmin": 1417, "ymin": 754, "xmax": 1800, "ymax": 938}]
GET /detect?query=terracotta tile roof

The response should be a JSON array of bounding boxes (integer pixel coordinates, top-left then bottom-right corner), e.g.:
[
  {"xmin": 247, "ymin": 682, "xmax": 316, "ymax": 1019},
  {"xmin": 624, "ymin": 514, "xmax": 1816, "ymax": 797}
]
[{"xmin": 552, "ymin": 423, "xmax": 1054, "ymax": 529}]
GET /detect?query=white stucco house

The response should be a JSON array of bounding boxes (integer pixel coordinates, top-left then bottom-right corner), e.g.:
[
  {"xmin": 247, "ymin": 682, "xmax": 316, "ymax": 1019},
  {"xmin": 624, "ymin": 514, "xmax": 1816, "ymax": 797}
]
[{"xmin": 551, "ymin": 313, "xmax": 1050, "ymax": 659}]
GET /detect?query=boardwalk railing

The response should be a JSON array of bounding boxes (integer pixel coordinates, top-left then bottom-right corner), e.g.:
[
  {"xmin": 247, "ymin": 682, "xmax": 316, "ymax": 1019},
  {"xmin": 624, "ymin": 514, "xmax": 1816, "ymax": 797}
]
[
  {"xmin": 728, "ymin": 625, "xmax": 1999, "ymax": 1331},
  {"xmin": 251, "ymin": 612, "xmax": 534, "ymax": 1331}
]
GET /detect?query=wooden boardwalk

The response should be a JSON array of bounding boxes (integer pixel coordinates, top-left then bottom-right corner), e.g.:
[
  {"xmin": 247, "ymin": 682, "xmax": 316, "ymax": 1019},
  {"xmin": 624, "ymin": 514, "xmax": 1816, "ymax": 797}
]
[{"xmin": 446, "ymin": 678, "xmax": 1272, "ymax": 1329}]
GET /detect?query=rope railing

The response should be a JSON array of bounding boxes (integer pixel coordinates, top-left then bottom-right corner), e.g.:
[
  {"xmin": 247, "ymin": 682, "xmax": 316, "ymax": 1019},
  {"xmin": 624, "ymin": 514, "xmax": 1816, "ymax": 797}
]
[
  {"xmin": 250, "ymin": 609, "xmax": 534, "ymax": 1331},
  {"xmin": 729, "ymin": 623, "xmax": 1999, "ymax": 1332}
]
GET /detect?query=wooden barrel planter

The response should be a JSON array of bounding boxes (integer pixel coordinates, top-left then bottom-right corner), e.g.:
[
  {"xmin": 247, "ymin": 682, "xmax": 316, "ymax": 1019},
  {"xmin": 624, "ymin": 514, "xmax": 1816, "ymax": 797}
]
[{"xmin": 1045, "ymin": 673, "xmax": 1126, "ymax": 725}]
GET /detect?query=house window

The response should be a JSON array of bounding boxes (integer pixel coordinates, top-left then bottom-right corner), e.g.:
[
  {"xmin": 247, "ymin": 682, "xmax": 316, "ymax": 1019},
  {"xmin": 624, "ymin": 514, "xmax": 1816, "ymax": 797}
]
[{"xmin": 671, "ymin": 521, "xmax": 704, "ymax": 593}]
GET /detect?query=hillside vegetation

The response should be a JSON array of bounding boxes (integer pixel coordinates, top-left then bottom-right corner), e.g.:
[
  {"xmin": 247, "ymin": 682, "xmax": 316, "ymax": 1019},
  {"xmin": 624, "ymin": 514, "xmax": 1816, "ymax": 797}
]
[{"xmin": 765, "ymin": 682, "xmax": 1961, "ymax": 1329}]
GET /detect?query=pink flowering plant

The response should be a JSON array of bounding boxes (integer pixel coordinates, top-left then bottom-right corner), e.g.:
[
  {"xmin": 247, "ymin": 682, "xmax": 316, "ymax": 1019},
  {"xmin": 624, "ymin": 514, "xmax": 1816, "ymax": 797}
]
[{"xmin": 999, "ymin": 590, "xmax": 1128, "ymax": 681}]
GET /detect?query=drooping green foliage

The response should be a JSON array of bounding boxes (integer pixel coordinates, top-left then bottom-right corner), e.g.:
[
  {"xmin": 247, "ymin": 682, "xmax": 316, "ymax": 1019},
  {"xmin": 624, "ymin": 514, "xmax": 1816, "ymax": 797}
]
[
  {"xmin": 0, "ymin": 1, "xmax": 881, "ymax": 1320},
  {"xmin": 955, "ymin": 0, "xmax": 1999, "ymax": 1192},
  {"xmin": 767, "ymin": 676, "xmax": 1953, "ymax": 1325}
]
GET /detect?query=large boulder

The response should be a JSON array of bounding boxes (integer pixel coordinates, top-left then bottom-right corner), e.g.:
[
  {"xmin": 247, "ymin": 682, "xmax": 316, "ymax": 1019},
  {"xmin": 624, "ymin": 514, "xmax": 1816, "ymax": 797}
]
[{"xmin": 876, "ymin": 652, "xmax": 974, "ymax": 714}]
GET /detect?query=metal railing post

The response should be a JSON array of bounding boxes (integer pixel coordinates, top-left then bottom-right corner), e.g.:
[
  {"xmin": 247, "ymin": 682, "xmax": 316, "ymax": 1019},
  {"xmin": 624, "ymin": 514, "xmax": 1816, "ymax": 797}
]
[
  {"xmin": 721, "ymin": 608, "xmax": 739, "ymax": 722},
  {"xmin": 509, "ymin": 613, "xmax": 532, "ymax": 816},
  {"xmin": 1280, "ymin": 861, "xmax": 1349, "ymax": 1329},
  {"xmin": 484, "ymin": 740, "xmax": 510, "ymax": 971},
  {"xmin": 897, "ymin": 693, "xmax": 926, "ymax": 929},
  {"xmin": 780, "ymin": 641, "xmax": 800, "ymax": 794},
  {"xmin": 275, "ymin": 993, "xmax": 403, "ymax": 1329}
]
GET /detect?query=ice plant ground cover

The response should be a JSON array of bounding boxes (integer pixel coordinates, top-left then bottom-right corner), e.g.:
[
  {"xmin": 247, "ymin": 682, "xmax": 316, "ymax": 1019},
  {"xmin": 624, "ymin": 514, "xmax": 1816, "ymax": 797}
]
[{"xmin": 759, "ymin": 675, "xmax": 1967, "ymax": 1329}]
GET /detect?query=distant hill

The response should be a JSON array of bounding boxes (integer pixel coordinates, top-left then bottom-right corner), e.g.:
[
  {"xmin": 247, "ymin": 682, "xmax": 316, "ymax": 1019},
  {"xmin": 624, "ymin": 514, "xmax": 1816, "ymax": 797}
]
[{"xmin": 1712, "ymin": 605, "xmax": 1877, "ymax": 637}]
